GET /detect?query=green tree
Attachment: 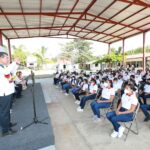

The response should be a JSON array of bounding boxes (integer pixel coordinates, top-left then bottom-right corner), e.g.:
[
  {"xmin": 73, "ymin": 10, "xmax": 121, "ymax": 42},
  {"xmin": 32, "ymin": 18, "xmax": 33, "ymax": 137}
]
[
  {"xmin": 95, "ymin": 47, "xmax": 123, "ymax": 65},
  {"xmin": 59, "ymin": 39, "xmax": 94, "ymax": 64},
  {"xmin": 33, "ymin": 46, "xmax": 49, "ymax": 67},
  {"xmin": 12, "ymin": 45, "xmax": 29, "ymax": 65}
]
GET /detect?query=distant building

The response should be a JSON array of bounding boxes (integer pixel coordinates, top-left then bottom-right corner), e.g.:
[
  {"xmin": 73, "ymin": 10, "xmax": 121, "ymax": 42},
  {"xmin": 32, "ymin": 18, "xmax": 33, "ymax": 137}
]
[{"xmin": 27, "ymin": 56, "xmax": 37, "ymax": 69}]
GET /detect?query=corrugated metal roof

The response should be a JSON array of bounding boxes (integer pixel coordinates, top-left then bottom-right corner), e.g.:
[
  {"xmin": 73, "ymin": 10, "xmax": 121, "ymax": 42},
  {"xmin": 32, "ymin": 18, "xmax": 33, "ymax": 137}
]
[{"xmin": 0, "ymin": 0, "xmax": 149, "ymax": 43}]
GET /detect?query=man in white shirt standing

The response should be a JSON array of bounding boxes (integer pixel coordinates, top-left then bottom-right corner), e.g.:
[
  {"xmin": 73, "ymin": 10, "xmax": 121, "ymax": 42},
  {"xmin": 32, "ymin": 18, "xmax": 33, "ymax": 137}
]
[{"xmin": 0, "ymin": 47, "xmax": 20, "ymax": 137}]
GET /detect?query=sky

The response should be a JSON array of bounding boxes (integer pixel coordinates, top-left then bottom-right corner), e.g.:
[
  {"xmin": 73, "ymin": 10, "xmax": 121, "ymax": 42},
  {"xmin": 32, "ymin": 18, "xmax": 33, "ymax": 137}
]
[
  {"xmin": 2, "ymin": 31, "xmax": 150, "ymax": 58},
  {"xmin": 9, "ymin": 37, "xmax": 109, "ymax": 58}
]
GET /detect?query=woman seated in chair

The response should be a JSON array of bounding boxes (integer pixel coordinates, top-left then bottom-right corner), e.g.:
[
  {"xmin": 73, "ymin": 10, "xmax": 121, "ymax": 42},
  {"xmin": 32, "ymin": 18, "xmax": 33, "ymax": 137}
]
[
  {"xmin": 106, "ymin": 83, "xmax": 138, "ymax": 138},
  {"xmin": 91, "ymin": 80, "xmax": 115, "ymax": 122},
  {"xmin": 74, "ymin": 78, "xmax": 89, "ymax": 105},
  {"xmin": 77, "ymin": 78, "xmax": 98, "ymax": 112}
]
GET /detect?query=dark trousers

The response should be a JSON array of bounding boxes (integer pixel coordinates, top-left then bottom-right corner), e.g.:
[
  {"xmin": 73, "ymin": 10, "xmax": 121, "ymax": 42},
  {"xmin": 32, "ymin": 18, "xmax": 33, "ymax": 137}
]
[
  {"xmin": 106, "ymin": 108, "xmax": 133, "ymax": 132},
  {"xmin": 15, "ymin": 84, "xmax": 22, "ymax": 98},
  {"xmin": 80, "ymin": 94, "xmax": 97, "ymax": 109},
  {"xmin": 0, "ymin": 94, "xmax": 12, "ymax": 133},
  {"xmin": 139, "ymin": 94, "xmax": 150, "ymax": 104},
  {"xmin": 91, "ymin": 100, "xmax": 111, "ymax": 118},
  {"xmin": 74, "ymin": 91, "xmax": 86, "ymax": 100},
  {"xmin": 140, "ymin": 104, "xmax": 150, "ymax": 118},
  {"xmin": 54, "ymin": 78, "xmax": 59, "ymax": 85}
]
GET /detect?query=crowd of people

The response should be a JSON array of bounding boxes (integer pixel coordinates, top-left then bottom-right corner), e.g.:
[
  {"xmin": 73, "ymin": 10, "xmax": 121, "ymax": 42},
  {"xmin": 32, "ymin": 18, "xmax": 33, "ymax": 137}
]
[
  {"xmin": 0, "ymin": 47, "xmax": 28, "ymax": 137},
  {"xmin": 53, "ymin": 68, "xmax": 150, "ymax": 138}
]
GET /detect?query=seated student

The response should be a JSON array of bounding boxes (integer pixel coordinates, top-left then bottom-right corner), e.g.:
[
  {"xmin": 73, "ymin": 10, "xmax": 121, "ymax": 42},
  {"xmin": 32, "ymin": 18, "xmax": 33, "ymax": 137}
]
[
  {"xmin": 60, "ymin": 74, "xmax": 69, "ymax": 90},
  {"xmin": 77, "ymin": 78, "xmax": 98, "ymax": 112},
  {"xmin": 63, "ymin": 76, "xmax": 77, "ymax": 95},
  {"xmin": 140, "ymin": 103, "xmax": 150, "ymax": 122},
  {"xmin": 113, "ymin": 78, "xmax": 120, "ymax": 94},
  {"xmin": 53, "ymin": 72, "xmax": 60, "ymax": 85},
  {"xmin": 16, "ymin": 71, "xmax": 27, "ymax": 90},
  {"xmin": 91, "ymin": 80, "xmax": 115, "ymax": 122},
  {"xmin": 71, "ymin": 77, "xmax": 83, "ymax": 95},
  {"xmin": 139, "ymin": 77, "xmax": 150, "ymax": 104},
  {"xmin": 74, "ymin": 78, "xmax": 89, "ymax": 104},
  {"xmin": 106, "ymin": 83, "xmax": 138, "ymax": 138}
]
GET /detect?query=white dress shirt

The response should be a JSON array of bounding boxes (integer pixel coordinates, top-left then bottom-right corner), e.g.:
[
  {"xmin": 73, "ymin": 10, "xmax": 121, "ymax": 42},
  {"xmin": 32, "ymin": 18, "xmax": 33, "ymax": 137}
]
[{"xmin": 0, "ymin": 62, "xmax": 18, "ymax": 96}]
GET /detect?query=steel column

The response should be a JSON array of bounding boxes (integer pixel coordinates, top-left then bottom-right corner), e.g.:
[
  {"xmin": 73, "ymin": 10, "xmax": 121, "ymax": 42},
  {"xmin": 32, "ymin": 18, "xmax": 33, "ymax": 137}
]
[
  {"xmin": 0, "ymin": 30, "xmax": 3, "ymax": 46},
  {"xmin": 8, "ymin": 39, "xmax": 12, "ymax": 62},
  {"xmin": 122, "ymin": 39, "xmax": 125, "ymax": 66},
  {"xmin": 143, "ymin": 32, "xmax": 146, "ymax": 72}
]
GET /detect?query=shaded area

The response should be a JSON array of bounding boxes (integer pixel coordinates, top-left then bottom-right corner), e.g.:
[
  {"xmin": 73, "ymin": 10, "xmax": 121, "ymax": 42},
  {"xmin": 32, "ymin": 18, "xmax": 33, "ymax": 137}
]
[{"xmin": 0, "ymin": 83, "xmax": 54, "ymax": 150}]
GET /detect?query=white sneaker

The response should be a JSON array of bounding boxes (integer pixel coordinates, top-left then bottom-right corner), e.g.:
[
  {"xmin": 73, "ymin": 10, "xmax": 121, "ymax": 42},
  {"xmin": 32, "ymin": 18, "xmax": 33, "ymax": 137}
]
[
  {"xmin": 94, "ymin": 118, "xmax": 102, "ymax": 123},
  {"xmin": 93, "ymin": 115, "xmax": 98, "ymax": 120},
  {"xmin": 75, "ymin": 100, "xmax": 80, "ymax": 105},
  {"xmin": 77, "ymin": 107, "xmax": 83, "ymax": 112},
  {"xmin": 10, "ymin": 109, "xmax": 13, "ymax": 114},
  {"xmin": 111, "ymin": 131, "xmax": 119, "ymax": 138},
  {"xmin": 65, "ymin": 93, "xmax": 69, "ymax": 96},
  {"xmin": 118, "ymin": 126, "xmax": 125, "ymax": 138}
]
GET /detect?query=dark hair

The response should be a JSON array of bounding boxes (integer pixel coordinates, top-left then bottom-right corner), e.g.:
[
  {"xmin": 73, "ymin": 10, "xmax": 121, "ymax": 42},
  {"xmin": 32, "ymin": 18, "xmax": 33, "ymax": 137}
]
[
  {"xmin": 91, "ymin": 78, "xmax": 96, "ymax": 84},
  {"xmin": 108, "ymin": 80, "xmax": 113, "ymax": 88},
  {"xmin": 0, "ymin": 52, "xmax": 8, "ymax": 58},
  {"xmin": 83, "ymin": 79, "xmax": 88, "ymax": 83},
  {"xmin": 126, "ymin": 83, "xmax": 136, "ymax": 91}
]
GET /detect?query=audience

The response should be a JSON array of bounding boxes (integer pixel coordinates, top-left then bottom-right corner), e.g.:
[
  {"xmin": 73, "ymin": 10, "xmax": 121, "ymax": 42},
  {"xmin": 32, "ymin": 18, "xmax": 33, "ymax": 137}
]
[{"xmin": 53, "ymin": 66, "xmax": 150, "ymax": 139}]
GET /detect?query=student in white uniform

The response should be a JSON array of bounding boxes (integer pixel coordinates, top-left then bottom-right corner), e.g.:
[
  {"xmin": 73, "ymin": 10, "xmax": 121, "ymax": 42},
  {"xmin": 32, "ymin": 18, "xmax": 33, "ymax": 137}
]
[
  {"xmin": 74, "ymin": 78, "xmax": 89, "ymax": 104},
  {"xmin": 140, "ymin": 77, "xmax": 150, "ymax": 122},
  {"xmin": 91, "ymin": 80, "xmax": 115, "ymax": 122},
  {"xmin": 106, "ymin": 83, "xmax": 138, "ymax": 138},
  {"xmin": 141, "ymin": 77, "xmax": 150, "ymax": 104},
  {"xmin": 77, "ymin": 79, "xmax": 98, "ymax": 112},
  {"xmin": 0, "ymin": 47, "xmax": 20, "ymax": 137}
]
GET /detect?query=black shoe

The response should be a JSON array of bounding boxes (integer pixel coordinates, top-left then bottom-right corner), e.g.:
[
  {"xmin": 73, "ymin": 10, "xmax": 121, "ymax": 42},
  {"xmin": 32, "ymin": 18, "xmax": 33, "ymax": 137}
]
[
  {"xmin": 2, "ymin": 129, "xmax": 17, "ymax": 137},
  {"xmin": 144, "ymin": 117, "xmax": 150, "ymax": 122},
  {"xmin": 10, "ymin": 122, "xmax": 17, "ymax": 127}
]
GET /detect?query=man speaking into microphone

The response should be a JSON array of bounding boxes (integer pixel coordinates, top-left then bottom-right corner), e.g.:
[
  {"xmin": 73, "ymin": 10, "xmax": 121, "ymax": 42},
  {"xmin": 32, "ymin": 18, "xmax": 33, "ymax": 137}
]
[{"xmin": 0, "ymin": 47, "xmax": 20, "ymax": 137}]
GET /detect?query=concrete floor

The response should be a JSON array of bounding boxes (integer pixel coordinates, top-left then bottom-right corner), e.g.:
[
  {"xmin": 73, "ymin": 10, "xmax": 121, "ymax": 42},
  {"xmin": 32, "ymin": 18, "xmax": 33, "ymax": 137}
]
[{"xmin": 38, "ymin": 78, "xmax": 150, "ymax": 150}]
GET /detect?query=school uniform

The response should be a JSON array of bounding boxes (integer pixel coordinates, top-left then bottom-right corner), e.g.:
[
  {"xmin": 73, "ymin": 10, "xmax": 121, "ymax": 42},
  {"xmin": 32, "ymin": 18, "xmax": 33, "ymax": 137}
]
[
  {"xmin": 74, "ymin": 83, "xmax": 88, "ymax": 100},
  {"xmin": 0, "ymin": 62, "xmax": 18, "ymax": 134},
  {"xmin": 106, "ymin": 93, "xmax": 138, "ymax": 132},
  {"xmin": 79, "ymin": 84, "xmax": 98, "ymax": 109},
  {"xmin": 91, "ymin": 87, "xmax": 115, "ymax": 118}
]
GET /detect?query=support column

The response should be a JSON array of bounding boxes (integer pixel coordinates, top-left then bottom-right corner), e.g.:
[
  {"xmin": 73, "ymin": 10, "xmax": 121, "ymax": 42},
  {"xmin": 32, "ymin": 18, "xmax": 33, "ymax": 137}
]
[
  {"xmin": 108, "ymin": 43, "xmax": 110, "ymax": 54},
  {"xmin": 143, "ymin": 32, "xmax": 146, "ymax": 72},
  {"xmin": 122, "ymin": 39, "xmax": 125, "ymax": 66},
  {"xmin": 8, "ymin": 39, "xmax": 12, "ymax": 62},
  {"xmin": 0, "ymin": 30, "xmax": 3, "ymax": 46}
]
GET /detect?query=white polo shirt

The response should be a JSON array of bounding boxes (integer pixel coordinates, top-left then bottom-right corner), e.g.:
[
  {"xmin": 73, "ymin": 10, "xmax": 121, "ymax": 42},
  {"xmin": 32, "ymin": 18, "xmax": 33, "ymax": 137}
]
[
  {"xmin": 144, "ymin": 84, "xmax": 150, "ymax": 93},
  {"xmin": 0, "ymin": 62, "xmax": 18, "ymax": 96},
  {"xmin": 89, "ymin": 84, "xmax": 98, "ymax": 94},
  {"xmin": 113, "ymin": 82, "xmax": 119, "ymax": 92},
  {"xmin": 82, "ymin": 83, "xmax": 88, "ymax": 91},
  {"xmin": 121, "ymin": 93, "xmax": 138, "ymax": 110},
  {"xmin": 101, "ymin": 87, "xmax": 115, "ymax": 100},
  {"xmin": 117, "ymin": 79, "xmax": 123, "ymax": 89}
]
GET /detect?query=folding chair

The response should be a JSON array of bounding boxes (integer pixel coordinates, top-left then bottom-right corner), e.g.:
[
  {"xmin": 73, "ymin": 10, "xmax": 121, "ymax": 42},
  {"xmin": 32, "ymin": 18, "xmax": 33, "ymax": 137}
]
[{"xmin": 122, "ymin": 102, "xmax": 140, "ymax": 141}]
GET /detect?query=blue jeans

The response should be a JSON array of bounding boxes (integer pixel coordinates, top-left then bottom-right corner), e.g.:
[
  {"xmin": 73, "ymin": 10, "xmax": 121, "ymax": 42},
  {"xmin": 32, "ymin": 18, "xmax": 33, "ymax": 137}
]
[
  {"xmin": 80, "ymin": 94, "xmax": 96, "ymax": 109},
  {"xmin": 140, "ymin": 104, "xmax": 150, "ymax": 118},
  {"xmin": 71, "ymin": 87, "xmax": 81, "ymax": 95},
  {"xmin": 106, "ymin": 108, "xmax": 133, "ymax": 132},
  {"xmin": 91, "ymin": 98, "xmax": 111, "ymax": 118},
  {"xmin": 63, "ymin": 83, "xmax": 72, "ymax": 93}
]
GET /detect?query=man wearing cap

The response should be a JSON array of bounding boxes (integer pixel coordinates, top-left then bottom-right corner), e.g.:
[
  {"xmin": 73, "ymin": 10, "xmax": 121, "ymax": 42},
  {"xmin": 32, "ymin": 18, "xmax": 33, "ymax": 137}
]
[{"xmin": 0, "ymin": 47, "xmax": 20, "ymax": 136}]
